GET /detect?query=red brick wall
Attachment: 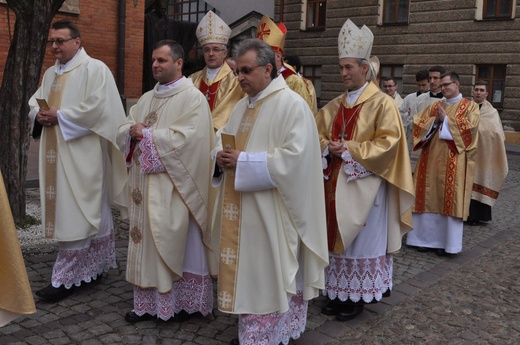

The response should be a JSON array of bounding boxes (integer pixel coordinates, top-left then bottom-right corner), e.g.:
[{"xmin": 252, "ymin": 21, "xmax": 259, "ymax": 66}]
[{"xmin": 0, "ymin": 1, "xmax": 144, "ymax": 99}]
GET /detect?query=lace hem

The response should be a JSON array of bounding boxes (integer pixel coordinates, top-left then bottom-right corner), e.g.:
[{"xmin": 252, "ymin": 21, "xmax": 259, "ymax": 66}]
[
  {"xmin": 52, "ymin": 229, "xmax": 117, "ymax": 289},
  {"xmin": 133, "ymin": 272, "xmax": 213, "ymax": 321},
  {"xmin": 341, "ymin": 150, "xmax": 373, "ymax": 181},
  {"xmin": 239, "ymin": 291, "xmax": 307, "ymax": 345},
  {"xmin": 323, "ymin": 254, "xmax": 393, "ymax": 303}
]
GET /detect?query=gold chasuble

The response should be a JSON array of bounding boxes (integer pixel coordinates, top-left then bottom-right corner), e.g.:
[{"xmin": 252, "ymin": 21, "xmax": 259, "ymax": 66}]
[
  {"xmin": 472, "ymin": 100, "xmax": 508, "ymax": 206},
  {"xmin": 315, "ymin": 82, "xmax": 415, "ymax": 254},
  {"xmin": 281, "ymin": 65, "xmax": 315, "ymax": 113},
  {"xmin": 43, "ymin": 74, "xmax": 68, "ymax": 237},
  {"xmin": 0, "ymin": 172, "xmax": 36, "ymax": 326},
  {"xmin": 412, "ymin": 98, "xmax": 480, "ymax": 220},
  {"xmin": 190, "ymin": 62, "xmax": 244, "ymax": 131},
  {"xmin": 218, "ymin": 104, "xmax": 262, "ymax": 312}
]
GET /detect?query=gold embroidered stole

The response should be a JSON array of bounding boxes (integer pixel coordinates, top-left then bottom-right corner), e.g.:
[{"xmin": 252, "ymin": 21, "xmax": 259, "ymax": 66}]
[
  {"xmin": 44, "ymin": 74, "xmax": 68, "ymax": 238},
  {"xmin": 218, "ymin": 102, "xmax": 262, "ymax": 312}
]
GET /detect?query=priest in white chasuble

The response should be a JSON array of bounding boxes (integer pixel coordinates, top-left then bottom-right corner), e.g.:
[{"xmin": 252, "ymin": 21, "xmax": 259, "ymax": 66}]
[
  {"xmin": 406, "ymin": 71, "xmax": 480, "ymax": 256},
  {"xmin": 117, "ymin": 40, "xmax": 216, "ymax": 323},
  {"xmin": 212, "ymin": 38, "xmax": 328, "ymax": 345},
  {"xmin": 315, "ymin": 19, "xmax": 415, "ymax": 322},
  {"xmin": 189, "ymin": 11, "xmax": 244, "ymax": 131},
  {"xmin": 28, "ymin": 19, "xmax": 128, "ymax": 302}
]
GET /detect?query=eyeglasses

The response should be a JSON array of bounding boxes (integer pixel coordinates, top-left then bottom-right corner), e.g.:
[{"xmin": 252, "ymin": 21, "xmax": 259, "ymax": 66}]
[
  {"xmin": 234, "ymin": 65, "xmax": 265, "ymax": 76},
  {"xmin": 203, "ymin": 47, "xmax": 226, "ymax": 54},
  {"xmin": 383, "ymin": 84, "xmax": 396, "ymax": 88},
  {"xmin": 47, "ymin": 37, "xmax": 78, "ymax": 46},
  {"xmin": 440, "ymin": 82, "xmax": 454, "ymax": 88}
]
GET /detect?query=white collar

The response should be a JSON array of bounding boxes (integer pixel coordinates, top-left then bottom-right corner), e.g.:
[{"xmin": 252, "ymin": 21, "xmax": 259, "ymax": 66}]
[
  {"xmin": 347, "ymin": 82, "xmax": 369, "ymax": 106},
  {"xmin": 443, "ymin": 93, "xmax": 463, "ymax": 105}
]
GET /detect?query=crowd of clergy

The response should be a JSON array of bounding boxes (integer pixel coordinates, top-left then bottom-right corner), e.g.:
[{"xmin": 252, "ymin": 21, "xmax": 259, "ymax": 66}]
[{"xmin": 0, "ymin": 11, "xmax": 508, "ymax": 345}]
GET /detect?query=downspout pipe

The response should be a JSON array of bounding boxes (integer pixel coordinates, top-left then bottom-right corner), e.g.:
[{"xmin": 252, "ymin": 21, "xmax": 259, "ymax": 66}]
[{"xmin": 117, "ymin": 0, "xmax": 127, "ymax": 111}]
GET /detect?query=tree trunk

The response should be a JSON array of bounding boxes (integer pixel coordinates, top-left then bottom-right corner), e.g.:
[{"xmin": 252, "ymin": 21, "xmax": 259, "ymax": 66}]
[{"xmin": 0, "ymin": 0, "xmax": 64, "ymax": 222}]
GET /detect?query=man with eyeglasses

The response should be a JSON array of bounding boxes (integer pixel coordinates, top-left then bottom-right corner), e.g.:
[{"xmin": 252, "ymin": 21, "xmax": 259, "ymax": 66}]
[
  {"xmin": 189, "ymin": 11, "xmax": 244, "ymax": 131},
  {"xmin": 412, "ymin": 65, "xmax": 446, "ymax": 115},
  {"xmin": 315, "ymin": 19, "xmax": 414, "ymax": 322},
  {"xmin": 213, "ymin": 38, "xmax": 328, "ymax": 345},
  {"xmin": 466, "ymin": 80, "xmax": 508, "ymax": 226},
  {"xmin": 27, "ymin": 19, "xmax": 128, "ymax": 302},
  {"xmin": 256, "ymin": 15, "xmax": 316, "ymax": 114},
  {"xmin": 382, "ymin": 76, "xmax": 403, "ymax": 108},
  {"xmin": 406, "ymin": 71, "xmax": 480, "ymax": 256},
  {"xmin": 117, "ymin": 40, "xmax": 215, "ymax": 323}
]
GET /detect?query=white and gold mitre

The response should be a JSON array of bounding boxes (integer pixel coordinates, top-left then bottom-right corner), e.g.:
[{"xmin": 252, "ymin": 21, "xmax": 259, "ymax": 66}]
[
  {"xmin": 196, "ymin": 10, "xmax": 231, "ymax": 46},
  {"xmin": 256, "ymin": 15, "xmax": 287, "ymax": 54},
  {"xmin": 338, "ymin": 19, "xmax": 373, "ymax": 61}
]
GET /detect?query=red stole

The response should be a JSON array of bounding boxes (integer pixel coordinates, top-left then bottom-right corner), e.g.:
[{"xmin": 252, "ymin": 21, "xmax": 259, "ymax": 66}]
[
  {"xmin": 280, "ymin": 68, "xmax": 296, "ymax": 79},
  {"xmin": 324, "ymin": 102, "xmax": 363, "ymax": 252},
  {"xmin": 199, "ymin": 79, "xmax": 221, "ymax": 111}
]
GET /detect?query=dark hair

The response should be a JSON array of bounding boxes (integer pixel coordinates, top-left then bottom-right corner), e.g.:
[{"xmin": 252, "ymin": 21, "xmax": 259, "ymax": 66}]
[
  {"xmin": 474, "ymin": 79, "xmax": 488, "ymax": 87},
  {"xmin": 234, "ymin": 38, "xmax": 278, "ymax": 80},
  {"xmin": 416, "ymin": 69, "xmax": 429, "ymax": 82},
  {"xmin": 51, "ymin": 19, "xmax": 80, "ymax": 38},
  {"xmin": 154, "ymin": 39, "xmax": 185, "ymax": 61},
  {"xmin": 429, "ymin": 65, "xmax": 446, "ymax": 74},
  {"xmin": 284, "ymin": 55, "xmax": 301, "ymax": 72},
  {"xmin": 441, "ymin": 71, "xmax": 460, "ymax": 83},
  {"xmin": 383, "ymin": 76, "xmax": 396, "ymax": 83}
]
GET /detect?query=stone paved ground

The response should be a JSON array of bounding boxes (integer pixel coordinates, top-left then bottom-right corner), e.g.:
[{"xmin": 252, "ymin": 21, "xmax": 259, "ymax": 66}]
[{"xmin": 1, "ymin": 149, "xmax": 519, "ymax": 345}]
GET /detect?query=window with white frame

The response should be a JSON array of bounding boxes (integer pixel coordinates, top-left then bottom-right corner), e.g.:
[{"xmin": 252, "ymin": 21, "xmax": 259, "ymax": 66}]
[{"xmin": 475, "ymin": 0, "xmax": 516, "ymax": 20}]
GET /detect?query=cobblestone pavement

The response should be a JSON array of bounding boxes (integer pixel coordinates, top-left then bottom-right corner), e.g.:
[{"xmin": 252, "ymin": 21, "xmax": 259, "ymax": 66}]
[{"xmin": 2, "ymin": 149, "xmax": 519, "ymax": 345}]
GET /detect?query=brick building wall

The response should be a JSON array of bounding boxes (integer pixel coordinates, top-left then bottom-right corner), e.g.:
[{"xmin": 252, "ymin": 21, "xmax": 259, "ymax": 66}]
[
  {"xmin": 276, "ymin": 0, "xmax": 520, "ymax": 130},
  {"xmin": 0, "ymin": 0, "xmax": 144, "ymax": 100}
]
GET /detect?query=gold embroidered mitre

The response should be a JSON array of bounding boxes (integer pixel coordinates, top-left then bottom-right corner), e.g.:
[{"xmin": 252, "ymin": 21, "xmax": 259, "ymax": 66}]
[
  {"xmin": 338, "ymin": 19, "xmax": 373, "ymax": 61},
  {"xmin": 256, "ymin": 15, "xmax": 287, "ymax": 54},
  {"xmin": 196, "ymin": 10, "xmax": 231, "ymax": 46}
]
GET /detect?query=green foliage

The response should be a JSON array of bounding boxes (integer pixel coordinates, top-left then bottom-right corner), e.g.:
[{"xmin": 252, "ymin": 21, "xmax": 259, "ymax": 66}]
[{"xmin": 15, "ymin": 214, "xmax": 40, "ymax": 229}]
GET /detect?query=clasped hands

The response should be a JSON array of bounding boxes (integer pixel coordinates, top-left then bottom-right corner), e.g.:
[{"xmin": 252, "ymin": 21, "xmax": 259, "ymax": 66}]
[
  {"xmin": 216, "ymin": 149, "xmax": 240, "ymax": 170},
  {"xmin": 37, "ymin": 106, "xmax": 58, "ymax": 127},
  {"xmin": 435, "ymin": 104, "xmax": 447, "ymax": 124},
  {"xmin": 328, "ymin": 140, "xmax": 346, "ymax": 158}
]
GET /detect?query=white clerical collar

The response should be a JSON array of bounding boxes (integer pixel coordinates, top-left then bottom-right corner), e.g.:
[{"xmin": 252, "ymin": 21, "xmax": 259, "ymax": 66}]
[
  {"xmin": 443, "ymin": 93, "xmax": 463, "ymax": 105},
  {"xmin": 278, "ymin": 66, "xmax": 286, "ymax": 75},
  {"xmin": 347, "ymin": 82, "xmax": 369, "ymax": 106},
  {"xmin": 247, "ymin": 89, "xmax": 265, "ymax": 108},
  {"xmin": 157, "ymin": 76, "xmax": 183, "ymax": 92},
  {"xmin": 206, "ymin": 66, "xmax": 221, "ymax": 82},
  {"xmin": 57, "ymin": 48, "xmax": 82, "ymax": 75}
]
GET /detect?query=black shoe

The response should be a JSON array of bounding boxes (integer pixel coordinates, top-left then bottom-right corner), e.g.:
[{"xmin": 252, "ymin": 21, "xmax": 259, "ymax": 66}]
[
  {"xmin": 171, "ymin": 310, "xmax": 193, "ymax": 323},
  {"xmin": 416, "ymin": 246, "xmax": 431, "ymax": 253},
  {"xmin": 336, "ymin": 305, "xmax": 364, "ymax": 321},
  {"xmin": 35, "ymin": 284, "xmax": 74, "ymax": 302},
  {"xmin": 230, "ymin": 338, "xmax": 240, "ymax": 345},
  {"xmin": 321, "ymin": 300, "xmax": 341, "ymax": 315},
  {"xmin": 435, "ymin": 249, "xmax": 457, "ymax": 257},
  {"xmin": 124, "ymin": 311, "xmax": 154, "ymax": 323}
]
